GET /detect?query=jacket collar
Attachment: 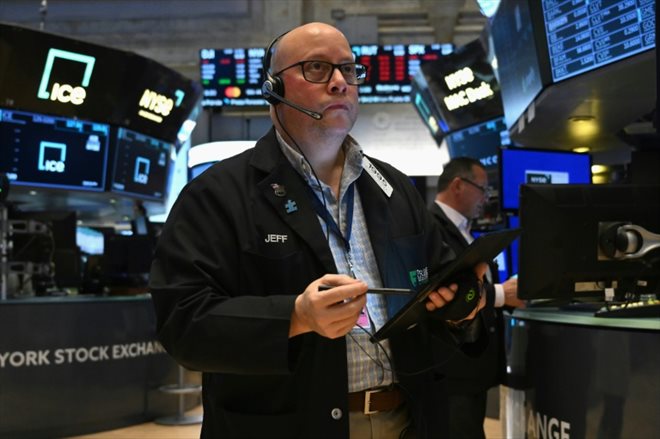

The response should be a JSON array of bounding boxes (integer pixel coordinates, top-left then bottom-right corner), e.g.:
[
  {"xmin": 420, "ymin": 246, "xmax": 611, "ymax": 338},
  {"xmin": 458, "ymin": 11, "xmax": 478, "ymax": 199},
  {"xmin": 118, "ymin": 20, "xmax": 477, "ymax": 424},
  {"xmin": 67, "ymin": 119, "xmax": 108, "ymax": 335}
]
[
  {"xmin": 429, "ymin": 201, "xmax": 468, "ymax": 246},
  {"xmin": 252, "ymin": 128, "xmax": 337, "ymax": 273}
]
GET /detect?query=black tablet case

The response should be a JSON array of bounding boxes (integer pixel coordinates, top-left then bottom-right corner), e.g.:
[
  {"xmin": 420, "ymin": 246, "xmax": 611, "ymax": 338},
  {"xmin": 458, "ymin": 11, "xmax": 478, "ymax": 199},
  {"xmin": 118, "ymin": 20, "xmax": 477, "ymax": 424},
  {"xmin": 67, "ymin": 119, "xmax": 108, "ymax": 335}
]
[{"xmin": 371, "ymin": 228, "xmax": 521, "ymax": 342}]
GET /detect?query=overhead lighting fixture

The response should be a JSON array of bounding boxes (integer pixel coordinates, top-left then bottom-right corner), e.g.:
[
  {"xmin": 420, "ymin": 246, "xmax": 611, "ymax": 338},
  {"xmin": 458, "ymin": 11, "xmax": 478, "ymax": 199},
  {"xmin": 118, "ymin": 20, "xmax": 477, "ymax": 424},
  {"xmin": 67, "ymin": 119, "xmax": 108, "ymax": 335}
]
[
  {"xmin": 573, "ymin": 147, "xmax": 590, "ymax": 153},
  {"xmin": 591, "ymin": 164, "xmax": 609, "ymax": 174},
  {"xmin": 569, "ymin": 115, "xmax": 598, "ymax": 138}
]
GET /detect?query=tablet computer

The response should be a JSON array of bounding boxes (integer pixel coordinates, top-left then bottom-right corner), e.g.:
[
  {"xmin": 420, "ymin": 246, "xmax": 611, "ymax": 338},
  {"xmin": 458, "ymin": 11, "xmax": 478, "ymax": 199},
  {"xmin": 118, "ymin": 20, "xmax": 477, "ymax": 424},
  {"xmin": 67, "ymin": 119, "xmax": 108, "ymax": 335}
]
[{"xmin": 371, "ymin": 228, "xmax": 521, "ymax": 342}]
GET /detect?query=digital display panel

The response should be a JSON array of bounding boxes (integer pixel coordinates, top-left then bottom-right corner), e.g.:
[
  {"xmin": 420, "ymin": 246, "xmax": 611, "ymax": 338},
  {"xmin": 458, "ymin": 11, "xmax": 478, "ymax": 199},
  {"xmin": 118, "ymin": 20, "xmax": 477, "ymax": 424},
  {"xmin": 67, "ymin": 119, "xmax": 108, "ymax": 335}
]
[
  {"xmin": 491, "ymin": 0, "xmax": 547, "ymax": 129},
  {"xmin": 119, "ymin": 57, "xmax": 203, "ymax": 143},
  {"xmin": 352, "ymin": 43, "xmax": 453, "ymax": 104},
  {"xmin": 0, "ymin": 23, "xmax": 128, "ymax": 123},
  {"xmin": 410, "ymin": 72, "xmax": 447, "ymax": 138},
  {"xmin": 199, "ymin": 43, "xmax": 452, "ymax": 107},
  {"xmin": 542, "ymin": 0, "xmax": 656, "ymax": 82},
  {"xmin": 499, "ymin": 147, "xmax": 592, "ymax": 211},
  {"xmin": 0, "ymin": 107, "xmax": 108, "ymax": 191},
  {"xmin": 446, "ymin": 117, "xmax": 510, "ymax": 169},
  {"xmin": 0, "ymin": 23, "xmax": 202, "ymax": 144},
  {"xmin": 416, "ymin": 38, "xmax": 503, "ymax": 133},
  {"xmin": 110, "ymin": 127, "xmax": 171, "ymax": 200}
]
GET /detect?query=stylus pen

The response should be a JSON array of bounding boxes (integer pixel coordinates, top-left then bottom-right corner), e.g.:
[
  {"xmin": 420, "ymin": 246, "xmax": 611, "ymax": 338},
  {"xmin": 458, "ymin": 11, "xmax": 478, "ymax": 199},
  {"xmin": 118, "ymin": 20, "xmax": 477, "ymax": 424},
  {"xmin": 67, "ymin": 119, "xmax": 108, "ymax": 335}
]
[{"xmin": 319, "ymin": 285, "xmax": 413, "ymax": 295}]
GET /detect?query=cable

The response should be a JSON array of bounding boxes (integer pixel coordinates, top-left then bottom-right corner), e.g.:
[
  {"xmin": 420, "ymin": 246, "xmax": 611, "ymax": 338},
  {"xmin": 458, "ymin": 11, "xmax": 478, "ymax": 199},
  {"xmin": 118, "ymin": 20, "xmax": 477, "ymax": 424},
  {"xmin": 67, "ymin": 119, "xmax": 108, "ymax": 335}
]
[{"xmin": 274, "ymin": 110, "xmax": 331, "ymax": 245}]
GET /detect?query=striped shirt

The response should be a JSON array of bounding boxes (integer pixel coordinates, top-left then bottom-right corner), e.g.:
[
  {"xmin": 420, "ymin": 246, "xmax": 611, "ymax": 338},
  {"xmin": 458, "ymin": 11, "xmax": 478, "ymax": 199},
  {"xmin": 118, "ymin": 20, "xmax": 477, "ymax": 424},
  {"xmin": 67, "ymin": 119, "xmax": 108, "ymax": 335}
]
[{"xmin": 277, "ymin": 132, "xmax": 395, "ymax": 392}]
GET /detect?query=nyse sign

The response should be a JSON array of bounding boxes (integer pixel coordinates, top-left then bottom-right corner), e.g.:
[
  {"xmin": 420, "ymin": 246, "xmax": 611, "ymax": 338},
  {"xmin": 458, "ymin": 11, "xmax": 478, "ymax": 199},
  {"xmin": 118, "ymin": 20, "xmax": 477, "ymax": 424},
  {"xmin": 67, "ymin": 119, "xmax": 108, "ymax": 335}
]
[{"xmin": 138, "ymin": 88, "xmax": 185, "ymax": 123}]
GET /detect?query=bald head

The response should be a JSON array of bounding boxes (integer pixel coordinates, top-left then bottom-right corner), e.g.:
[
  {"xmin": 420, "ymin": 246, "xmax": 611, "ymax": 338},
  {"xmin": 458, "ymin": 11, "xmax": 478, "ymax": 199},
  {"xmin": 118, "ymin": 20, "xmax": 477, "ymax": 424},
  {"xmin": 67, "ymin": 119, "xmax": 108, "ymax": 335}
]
[{"xmin": 271, "ymin": 23, "xmax": 351, "ymax": 73}]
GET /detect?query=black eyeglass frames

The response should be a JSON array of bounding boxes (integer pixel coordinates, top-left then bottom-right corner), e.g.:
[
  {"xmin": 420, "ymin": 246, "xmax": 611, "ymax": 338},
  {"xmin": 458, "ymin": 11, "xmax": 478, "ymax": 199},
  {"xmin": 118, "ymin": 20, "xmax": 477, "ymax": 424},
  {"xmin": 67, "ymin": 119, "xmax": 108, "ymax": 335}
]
[{"xmin": 273, "ymin": 60, "xmax": 368, "ymax": 85}]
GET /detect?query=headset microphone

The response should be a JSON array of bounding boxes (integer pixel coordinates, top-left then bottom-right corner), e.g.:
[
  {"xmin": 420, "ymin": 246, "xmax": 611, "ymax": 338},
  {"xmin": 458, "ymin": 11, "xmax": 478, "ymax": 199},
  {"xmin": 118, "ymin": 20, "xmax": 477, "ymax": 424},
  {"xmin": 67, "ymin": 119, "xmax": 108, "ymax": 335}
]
[{"xmin": 261, "ymin": 81, "xmax": 323, "ymax": 120}]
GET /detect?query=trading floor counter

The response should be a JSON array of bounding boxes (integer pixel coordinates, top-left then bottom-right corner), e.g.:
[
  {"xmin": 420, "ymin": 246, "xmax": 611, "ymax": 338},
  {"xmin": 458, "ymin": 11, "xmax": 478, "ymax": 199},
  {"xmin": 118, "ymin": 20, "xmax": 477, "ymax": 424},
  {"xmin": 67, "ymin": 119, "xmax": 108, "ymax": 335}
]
[
  {"xmin": 0, "ymin": 294, "xmax": 198, "ymax": 438},
  {"xmin": 503, "ymin": 307, "xmax": 660, "ymax": 439}
]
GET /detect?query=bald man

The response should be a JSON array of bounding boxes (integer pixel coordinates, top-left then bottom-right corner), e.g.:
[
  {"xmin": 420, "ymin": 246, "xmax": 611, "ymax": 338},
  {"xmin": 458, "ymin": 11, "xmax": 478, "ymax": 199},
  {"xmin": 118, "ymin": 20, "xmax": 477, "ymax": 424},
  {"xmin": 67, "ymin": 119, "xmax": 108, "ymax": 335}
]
[{"xmin": 150, "ymin": 23, "xmax": 487, "ymax": 439}]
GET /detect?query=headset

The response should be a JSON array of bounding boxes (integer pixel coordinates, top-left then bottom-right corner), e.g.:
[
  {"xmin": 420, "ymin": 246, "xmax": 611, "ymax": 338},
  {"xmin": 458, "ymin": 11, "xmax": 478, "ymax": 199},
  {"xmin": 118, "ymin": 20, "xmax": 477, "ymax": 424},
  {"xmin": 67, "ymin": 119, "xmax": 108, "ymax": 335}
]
[
  {"xmin": 261, "ymin": 30, "xmax": 289, "ymax": 106},
  {"xmin": 261, "ymin": 30, "xmax": 323, "ymax": 120}
]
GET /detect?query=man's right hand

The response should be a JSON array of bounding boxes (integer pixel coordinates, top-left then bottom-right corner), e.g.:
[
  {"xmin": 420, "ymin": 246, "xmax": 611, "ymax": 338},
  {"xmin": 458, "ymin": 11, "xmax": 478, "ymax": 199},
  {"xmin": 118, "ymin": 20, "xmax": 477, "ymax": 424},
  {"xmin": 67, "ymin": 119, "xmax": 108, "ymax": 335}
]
[{"xmin": 289, "ymin": 275, "xmax": 367, "ymax": 339}]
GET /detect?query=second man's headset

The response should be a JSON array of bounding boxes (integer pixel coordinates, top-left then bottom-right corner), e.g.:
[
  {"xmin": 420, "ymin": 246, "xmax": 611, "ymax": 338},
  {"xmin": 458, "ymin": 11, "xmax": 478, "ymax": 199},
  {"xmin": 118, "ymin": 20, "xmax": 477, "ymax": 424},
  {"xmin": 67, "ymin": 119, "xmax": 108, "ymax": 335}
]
[{"xmin": 261, "ymin": 31, "xmax": 323, "ymax": 120}]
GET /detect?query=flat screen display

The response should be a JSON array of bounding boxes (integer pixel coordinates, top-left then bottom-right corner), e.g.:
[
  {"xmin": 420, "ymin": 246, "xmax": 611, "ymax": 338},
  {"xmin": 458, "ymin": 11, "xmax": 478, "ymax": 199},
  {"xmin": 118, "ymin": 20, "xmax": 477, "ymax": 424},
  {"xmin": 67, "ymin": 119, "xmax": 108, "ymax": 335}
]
[
  {"xmin": 110, "ymin": 127, "xmax": 171, "ymax": 200},
  {"xmin": 499, "ymin": 147, "xmax": 592, "ymax": 211},
  {"xmin": 353, "ymin": 43, "xmax": 453, "ymax": 104},
  {"xmin": 0, "ymin": 107, "xmax": 108, "ymax": 191},
  {"xmin": 542, "ymin": 0, "xmax": 656, "ymax": 82},
  {"xmin": 199, "ymin": 43, "xmax": 452, "ymax": 107},
  {"xmin": 410, "ymin": 72, "xmax": 447, "ymax": 137},
  {"xmin": 491, "ymin": 0, "xmax": 547, "ymax": 129},
  {"xmin": 445, "ymin": 117, "xmax": 510, "ymax": 168},
  {"xmin": 0, "ymin": 23, "xmax": 202, "ymax": 144},
  {"xmin": 417, "ymin": 38, "xmax": 503, "ymax": 133}
]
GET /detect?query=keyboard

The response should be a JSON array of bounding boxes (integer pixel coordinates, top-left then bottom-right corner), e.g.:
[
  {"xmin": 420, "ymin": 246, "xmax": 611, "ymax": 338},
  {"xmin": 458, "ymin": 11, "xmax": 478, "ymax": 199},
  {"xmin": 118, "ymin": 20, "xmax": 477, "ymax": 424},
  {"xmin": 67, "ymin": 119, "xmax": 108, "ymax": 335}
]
[{"xmin": 594, "ymin": 299, "xmax": 660, "ymax": 318}]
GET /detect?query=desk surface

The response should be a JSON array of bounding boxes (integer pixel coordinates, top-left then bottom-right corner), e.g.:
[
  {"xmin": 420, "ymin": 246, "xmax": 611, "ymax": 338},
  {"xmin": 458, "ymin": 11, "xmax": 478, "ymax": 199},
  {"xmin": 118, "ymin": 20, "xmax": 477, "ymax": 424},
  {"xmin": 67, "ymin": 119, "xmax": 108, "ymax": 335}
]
[{"xmin": 513, "ymin": 307, "xmax": 660, "ymax": 331}]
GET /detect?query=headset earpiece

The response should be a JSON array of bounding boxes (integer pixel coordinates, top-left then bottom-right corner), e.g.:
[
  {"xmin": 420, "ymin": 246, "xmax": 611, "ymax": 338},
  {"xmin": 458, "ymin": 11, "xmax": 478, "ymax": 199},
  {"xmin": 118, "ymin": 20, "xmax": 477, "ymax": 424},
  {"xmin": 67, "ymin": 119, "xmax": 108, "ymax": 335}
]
[
  {"xmin": 262, "ymin": 73, "xmax": 284, "ymax": 105},
  {"xmin": 262, "ymin": 31, "xmax": 289, "ymax": 105}
]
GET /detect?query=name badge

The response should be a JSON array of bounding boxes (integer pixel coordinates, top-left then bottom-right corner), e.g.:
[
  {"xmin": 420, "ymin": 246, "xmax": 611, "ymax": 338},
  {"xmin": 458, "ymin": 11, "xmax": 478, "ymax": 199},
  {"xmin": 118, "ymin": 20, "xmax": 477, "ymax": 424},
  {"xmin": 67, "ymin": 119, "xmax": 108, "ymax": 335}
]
[
  {"xmin": 363, "ymin": 157, "xmax": 393, "ymax": 197},
  {"xmin": 264, "ymin": 234, "xmax": 288, "ymax": 243}
]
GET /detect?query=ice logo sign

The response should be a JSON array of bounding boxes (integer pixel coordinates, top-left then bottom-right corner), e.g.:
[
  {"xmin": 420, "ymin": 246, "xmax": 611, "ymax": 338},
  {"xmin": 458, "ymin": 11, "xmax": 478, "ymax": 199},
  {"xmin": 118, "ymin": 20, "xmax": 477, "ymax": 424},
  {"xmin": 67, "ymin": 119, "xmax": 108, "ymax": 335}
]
[
  {"xmin": 134, "ymin": 157, "xmax": 150, "ymax": 184},
  {"xmin": 37, "ymin": 48, "xmax": 96, "ymax": 105},
  {"xmin": 38, "ymin": 142, "xmax": 67, "ymax": 173}
]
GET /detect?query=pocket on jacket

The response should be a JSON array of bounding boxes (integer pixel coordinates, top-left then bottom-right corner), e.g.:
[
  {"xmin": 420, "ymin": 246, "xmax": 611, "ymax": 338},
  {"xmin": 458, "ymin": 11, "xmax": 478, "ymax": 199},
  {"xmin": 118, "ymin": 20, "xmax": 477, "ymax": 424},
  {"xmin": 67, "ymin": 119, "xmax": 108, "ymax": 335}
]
[
  {"xmin": 242, "ymin": 250, "xmax": 310, "ymax": 295},
  {"xmin": 386, "ymin": 232, "xmax": 429, "ymax": 289}
]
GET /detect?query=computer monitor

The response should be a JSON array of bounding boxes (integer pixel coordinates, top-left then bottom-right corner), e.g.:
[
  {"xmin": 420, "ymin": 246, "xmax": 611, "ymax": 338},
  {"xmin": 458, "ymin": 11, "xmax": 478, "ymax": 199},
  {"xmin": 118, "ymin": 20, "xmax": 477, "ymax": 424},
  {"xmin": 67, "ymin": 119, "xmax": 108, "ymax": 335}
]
[
  {"xmin": 518, "ymin": 184, "xmax": 660, "ymax": 303},
  {"xmin": 499, "ymin": 147, "xmax": 592, "ymax": 211},
  {"xmin": 0, "ymin": 107, "xmax": 109, "ymax": 191},
  {"xmin": 110, "ymin": 127, "xmax": 171, "ymax": 200}
]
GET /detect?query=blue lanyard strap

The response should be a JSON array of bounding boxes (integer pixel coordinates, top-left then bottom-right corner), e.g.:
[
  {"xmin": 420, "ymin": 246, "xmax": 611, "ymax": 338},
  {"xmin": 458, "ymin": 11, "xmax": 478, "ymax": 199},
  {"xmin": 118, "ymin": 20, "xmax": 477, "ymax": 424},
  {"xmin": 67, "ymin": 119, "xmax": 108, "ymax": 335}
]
[{"xmin": 308, "ymin": 183, "xmax": 355, "ymax": 254}]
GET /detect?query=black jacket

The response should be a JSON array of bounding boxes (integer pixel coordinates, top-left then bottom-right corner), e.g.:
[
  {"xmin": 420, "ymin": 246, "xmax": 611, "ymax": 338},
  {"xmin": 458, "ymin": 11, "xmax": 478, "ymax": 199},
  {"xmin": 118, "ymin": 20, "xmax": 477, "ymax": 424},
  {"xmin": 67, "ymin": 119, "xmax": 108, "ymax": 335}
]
[
  {"xmin": 428, "ymin": 202, "xmax": 506, "ymax": 395},
  {"xmin": 149, "ymin": 128, "xmax": 463, "ymax": 438}
]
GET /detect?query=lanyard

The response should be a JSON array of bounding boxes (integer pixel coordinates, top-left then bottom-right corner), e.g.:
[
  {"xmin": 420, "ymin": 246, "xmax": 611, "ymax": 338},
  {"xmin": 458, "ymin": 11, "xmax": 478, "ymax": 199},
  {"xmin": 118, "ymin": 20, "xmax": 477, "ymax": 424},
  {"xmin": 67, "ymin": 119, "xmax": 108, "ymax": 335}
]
[{"xmin": 308, "ymin": 183, "xmax": 356, "ymax": 274}]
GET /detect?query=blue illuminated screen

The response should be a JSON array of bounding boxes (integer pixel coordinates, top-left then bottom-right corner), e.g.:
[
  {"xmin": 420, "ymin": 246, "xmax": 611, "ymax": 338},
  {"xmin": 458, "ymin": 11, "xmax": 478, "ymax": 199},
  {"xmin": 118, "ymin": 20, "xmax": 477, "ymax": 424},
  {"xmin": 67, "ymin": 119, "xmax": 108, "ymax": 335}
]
[
  {"xmin": 110, "ymin": 127, "xmax": 171, "ymax": 200},
  {"xmin": 500, "ymin": 147, "xmax": 592, "ymax": 211},
  {"xmin": 0, "ymin": 107, "xmax": 108, "ymax": 191}
]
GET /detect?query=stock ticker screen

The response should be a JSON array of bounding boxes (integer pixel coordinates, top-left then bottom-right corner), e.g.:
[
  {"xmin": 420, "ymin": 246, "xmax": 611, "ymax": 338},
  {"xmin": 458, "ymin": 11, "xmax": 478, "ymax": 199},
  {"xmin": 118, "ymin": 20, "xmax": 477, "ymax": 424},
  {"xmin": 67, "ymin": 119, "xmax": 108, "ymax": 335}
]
[
  {"xmin": 542, "ymin": 0, "xmax": 656, "ymax": 82},
  {"xmin": 199, "ymin": 43, "xmax": 453, "ymax": 107},
  {"xmin": 0, "ymin": 107, "xmax": 108, "ymax": 191}
]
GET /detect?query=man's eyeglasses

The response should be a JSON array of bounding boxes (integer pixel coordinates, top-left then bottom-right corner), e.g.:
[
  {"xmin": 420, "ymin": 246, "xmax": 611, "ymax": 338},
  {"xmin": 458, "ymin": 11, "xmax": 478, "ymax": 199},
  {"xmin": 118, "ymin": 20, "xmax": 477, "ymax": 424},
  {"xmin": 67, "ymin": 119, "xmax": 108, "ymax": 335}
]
[
  {"xmin": 273, "ymin": 60, "xmax": 368, "ymax": 85},
  {"xmin": 459, "ymin": 177, "xmax": 491, "ymax": 197}
]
